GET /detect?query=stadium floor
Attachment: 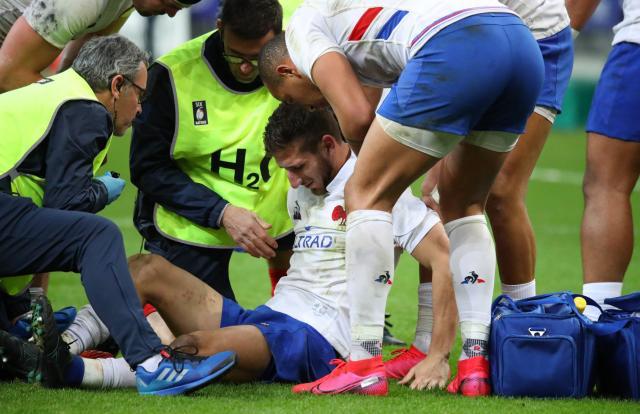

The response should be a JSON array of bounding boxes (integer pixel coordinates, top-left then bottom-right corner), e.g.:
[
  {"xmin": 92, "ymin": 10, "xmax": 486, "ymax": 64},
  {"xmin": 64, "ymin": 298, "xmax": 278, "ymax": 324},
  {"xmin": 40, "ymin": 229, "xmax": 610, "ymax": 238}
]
[{"xmin": 1, "ymin": 129, "xmax": 638, "ymax": 413}]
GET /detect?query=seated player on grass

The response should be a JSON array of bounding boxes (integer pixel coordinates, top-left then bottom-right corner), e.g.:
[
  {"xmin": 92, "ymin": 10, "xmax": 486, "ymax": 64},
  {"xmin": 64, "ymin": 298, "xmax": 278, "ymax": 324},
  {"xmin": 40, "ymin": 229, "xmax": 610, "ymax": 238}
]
[{"xmin": 0, "ymin": 103, "xmax": 456, "ymax": 391}]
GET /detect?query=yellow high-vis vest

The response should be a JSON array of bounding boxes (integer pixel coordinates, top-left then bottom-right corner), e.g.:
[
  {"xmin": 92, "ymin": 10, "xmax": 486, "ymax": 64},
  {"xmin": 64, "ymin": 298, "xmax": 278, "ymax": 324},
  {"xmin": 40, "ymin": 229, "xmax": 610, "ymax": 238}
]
[
  {"xmin": 153, "ymin": 32, "xmax": 291, "ymax": 248},
  {"xmin": 0, "ymin": 69, "xmax": 110, "ymax": 295}
]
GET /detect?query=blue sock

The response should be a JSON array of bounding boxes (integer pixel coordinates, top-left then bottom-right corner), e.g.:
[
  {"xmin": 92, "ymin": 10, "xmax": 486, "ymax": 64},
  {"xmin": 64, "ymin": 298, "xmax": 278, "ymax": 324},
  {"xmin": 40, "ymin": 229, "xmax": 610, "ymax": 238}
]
[{"xmin": 64, "ymin": 355, "xmax": 85, "ymax": 386}]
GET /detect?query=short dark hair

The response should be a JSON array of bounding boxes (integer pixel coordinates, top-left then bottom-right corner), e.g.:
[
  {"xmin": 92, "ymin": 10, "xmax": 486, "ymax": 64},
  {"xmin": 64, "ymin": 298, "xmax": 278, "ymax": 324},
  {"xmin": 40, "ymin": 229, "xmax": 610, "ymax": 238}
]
[
  {"xmin": 220, "ymin": 0, "xmax": 283, "ymax": 39},
  {"xmin": 258, "ymin": 32, "xmax": 287, "ymax": 88},
  {"xmin": 264, "ymin": 103, "xmax": 343, "ymax": 155}
]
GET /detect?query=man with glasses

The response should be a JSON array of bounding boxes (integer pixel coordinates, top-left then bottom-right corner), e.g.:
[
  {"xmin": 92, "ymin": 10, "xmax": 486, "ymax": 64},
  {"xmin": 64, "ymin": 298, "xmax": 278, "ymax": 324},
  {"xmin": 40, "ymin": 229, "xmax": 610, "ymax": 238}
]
[
  {"xmin": 0, "ymin": 0, "xmax": 202, "ymax": 93},
  {"xmin": 130, "ymin": 0, "xmax": 300, "ymax": 301},
  {"xmin": 0, "ymin": 35, "xmax": 235, "ymax": 396}
]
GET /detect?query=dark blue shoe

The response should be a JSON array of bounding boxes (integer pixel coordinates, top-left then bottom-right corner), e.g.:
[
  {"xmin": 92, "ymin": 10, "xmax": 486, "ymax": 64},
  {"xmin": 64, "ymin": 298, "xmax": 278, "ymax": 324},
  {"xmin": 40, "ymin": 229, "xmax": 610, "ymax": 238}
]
[{"xmin": 136, "ymin": 348, "xmax": 235, "ymax": 396}]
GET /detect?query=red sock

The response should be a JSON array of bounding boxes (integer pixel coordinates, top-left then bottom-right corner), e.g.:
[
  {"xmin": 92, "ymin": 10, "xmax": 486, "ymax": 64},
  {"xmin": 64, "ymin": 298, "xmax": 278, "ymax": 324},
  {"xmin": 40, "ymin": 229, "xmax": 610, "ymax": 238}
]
[
  {"xmin": 269, "ymin": 268, "xmax": 288, "ymax": 296},
  {"xmin": 143, "ymin": 303, "xmax": 157, "ymax": 317},
  {"xmin": 348, "ymin": 356, "xmax": 384, "ymax": 374}
]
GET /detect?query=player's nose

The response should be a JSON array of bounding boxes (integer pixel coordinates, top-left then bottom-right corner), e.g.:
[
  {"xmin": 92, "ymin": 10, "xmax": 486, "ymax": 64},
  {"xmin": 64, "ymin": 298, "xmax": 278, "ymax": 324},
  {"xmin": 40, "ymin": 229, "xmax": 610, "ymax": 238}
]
[
  {"xmin": 240, "ymin": 61, "xmax": 255, "ymax": 75},
  {"xmin": 287, "ymin": 171, "xmax": 302, "ymax": 188}
]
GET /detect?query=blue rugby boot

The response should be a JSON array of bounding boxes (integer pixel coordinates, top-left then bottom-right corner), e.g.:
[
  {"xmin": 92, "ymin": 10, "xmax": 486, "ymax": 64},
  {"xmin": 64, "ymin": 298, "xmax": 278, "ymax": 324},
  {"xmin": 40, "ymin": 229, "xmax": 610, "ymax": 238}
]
[{"xmin": 136, "ymin": 347, "xmax": 236, "ymax": 396}]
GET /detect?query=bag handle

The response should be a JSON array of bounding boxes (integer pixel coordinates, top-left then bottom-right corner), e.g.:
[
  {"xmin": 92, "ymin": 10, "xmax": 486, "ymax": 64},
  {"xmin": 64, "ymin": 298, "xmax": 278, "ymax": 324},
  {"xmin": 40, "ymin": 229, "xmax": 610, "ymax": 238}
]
[
  {"xmin": 572, "ymin": 294, "xmax": 632, "ymax": 335},
  {"xmin": 604, "ymin": 292, "xmax": 640, "ymax": 312}
]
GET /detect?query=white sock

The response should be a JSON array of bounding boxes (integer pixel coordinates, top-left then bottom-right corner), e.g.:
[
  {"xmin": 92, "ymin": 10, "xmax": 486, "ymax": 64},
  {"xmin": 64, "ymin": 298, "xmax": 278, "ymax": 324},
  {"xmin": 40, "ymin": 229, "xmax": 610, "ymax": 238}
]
[
  {"xmin": 445, "ymin": 215, "xmax": 495, "ymax": 360},
  {"xmin": 61, "ymin": 305, "xmax": 110, "ymax": 355},
  {"xmin": 81, "ymin": 358, "xmax": 136, "ymax": 388},
  {"xmin": 81, "ymin": 358, "xmax": 103, "ymax": 387},
  {"xmin": 101, "ymin": 358, "xmax": 136, "ymax": 388},
  {"xmin": 346, "ymin": 210, "xmax": 394, "ymax": 361},
  {"xmin": 139, "ymin": 353, "xmax": 163, "ymax": 372},
  {"xmin": 501, "ymin": 280, "xmax": 536, "ymax": 300},
  {"xmin": 459, "ymin": 322, "xmax": 490, "ymax": 361},
  {"xmin": 582, "ymin": 282, "xmax": 623, "ymax": 321},
  {"xmin": 413, "ymin": 283, "xmax": 433, "ymax": 354}
]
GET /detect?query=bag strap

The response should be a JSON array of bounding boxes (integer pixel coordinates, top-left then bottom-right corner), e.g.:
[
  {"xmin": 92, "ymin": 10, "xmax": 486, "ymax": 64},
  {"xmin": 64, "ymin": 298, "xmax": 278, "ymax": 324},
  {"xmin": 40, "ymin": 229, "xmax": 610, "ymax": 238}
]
[
  {"xmin": 572, "ymin": 294, "xmax": 632, "ymax": 335},
  {"xmin": 604, "ymin": 292, "xmax": 640, "ymax": 312}
]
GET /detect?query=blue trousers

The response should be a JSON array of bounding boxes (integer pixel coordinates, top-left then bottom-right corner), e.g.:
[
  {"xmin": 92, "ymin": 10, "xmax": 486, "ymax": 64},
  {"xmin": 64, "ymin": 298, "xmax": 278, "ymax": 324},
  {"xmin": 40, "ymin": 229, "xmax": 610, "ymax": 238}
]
[{"xmin": 0, "ymin": 193, "xmax": 161, "ymax": 366}]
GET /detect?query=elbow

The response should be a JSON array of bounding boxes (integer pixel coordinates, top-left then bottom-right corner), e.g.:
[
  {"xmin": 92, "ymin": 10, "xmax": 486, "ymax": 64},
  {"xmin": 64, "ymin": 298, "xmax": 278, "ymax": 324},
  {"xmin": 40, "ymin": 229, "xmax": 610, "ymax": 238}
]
[
  {"xmin": 0, "ymin": 70, "xmax": 11, "ymax": 93},
  {"xmin": 343, "ymin": 109, "xmax": 375, "ymax": 144}
]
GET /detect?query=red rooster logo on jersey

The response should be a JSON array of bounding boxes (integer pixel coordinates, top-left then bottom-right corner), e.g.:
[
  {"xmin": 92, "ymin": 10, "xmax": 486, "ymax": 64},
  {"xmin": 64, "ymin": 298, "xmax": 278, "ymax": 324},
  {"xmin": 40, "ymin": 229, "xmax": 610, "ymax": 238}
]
[{"xmin": 331, "ymin": 205, "xmax": 347, "ymax": 226}]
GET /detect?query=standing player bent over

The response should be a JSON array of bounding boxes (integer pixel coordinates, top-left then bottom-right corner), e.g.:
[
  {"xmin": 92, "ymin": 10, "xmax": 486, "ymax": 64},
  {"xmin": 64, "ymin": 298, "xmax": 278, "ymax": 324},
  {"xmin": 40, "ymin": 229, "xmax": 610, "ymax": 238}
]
[
  {"xmin": 422, "ymin": 0, "xmax": 574, "ymax": 302},
  {"xmin": 259, "ymin": 0, "xmax": 544, "ymax": 396}
]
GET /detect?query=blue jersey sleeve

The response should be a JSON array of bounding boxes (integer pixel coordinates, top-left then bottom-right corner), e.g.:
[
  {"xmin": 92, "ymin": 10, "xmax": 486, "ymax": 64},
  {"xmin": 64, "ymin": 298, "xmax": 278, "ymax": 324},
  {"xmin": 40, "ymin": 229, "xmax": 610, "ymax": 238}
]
[{"xmin": 42, "ymin": 100, "xmax": 110, "ymax": 212}]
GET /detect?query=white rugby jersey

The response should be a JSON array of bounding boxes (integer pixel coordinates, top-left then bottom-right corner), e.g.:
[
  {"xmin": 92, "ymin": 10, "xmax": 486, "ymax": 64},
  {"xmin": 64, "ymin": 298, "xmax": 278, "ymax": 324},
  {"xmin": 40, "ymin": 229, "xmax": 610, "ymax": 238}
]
[
  {"xmin": 500, "ymin": 0, "xmax": 569, "ymax": 40},
  {"xmin": 286, "ymin": 0, "xmax": 516, "ymax": 87},
  {"xmin": 23, "ymin": 0, "xmax": 132, "ymax": 49},
  {"xmin": 613, "ymin": 0, "xmax": 640, "ymax": 46},
  {"xmin": 265, "ymin": 153, "xmax": 440, "ymax": 357}
]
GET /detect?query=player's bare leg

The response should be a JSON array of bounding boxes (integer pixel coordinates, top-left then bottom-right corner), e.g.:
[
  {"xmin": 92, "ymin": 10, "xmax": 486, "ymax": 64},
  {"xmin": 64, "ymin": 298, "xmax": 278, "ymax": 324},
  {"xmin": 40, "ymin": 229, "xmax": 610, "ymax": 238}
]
[
  {"xmin": 172, "ymin": 327, "xmax": 271, "ymax": 383},
  {"xmin": 581, "ymin": 133, "xmax": 640, "ymax": 319},
  {"xmin": 129, "ymin": 254, "xmax": 223, "ymax": 334},
  {"xmin": 130, "ymin": 254, "xmax": 272, "ymax": 382},
  {"xmin": 486, "ymin": 112, "xmax": 553, "ymax": 298}
]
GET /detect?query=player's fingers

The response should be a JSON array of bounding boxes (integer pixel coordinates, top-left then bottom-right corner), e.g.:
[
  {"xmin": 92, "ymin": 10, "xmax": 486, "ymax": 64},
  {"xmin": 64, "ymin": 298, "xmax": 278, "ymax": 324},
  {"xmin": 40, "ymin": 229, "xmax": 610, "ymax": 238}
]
[
  {"xmin": 252, "ymin": 224, "xmax": 278, "ymax": 249},
  {"xmin": 239, "ymin": 238, "xmax": 261, "ymax": 258},
  {"xmin": 249, "ymin": 233, "xmax": 276, "ymax": 258},
  {"xmin": 398, "ymin": 369, "xmax": 415, "ymax": 385},
  {"xmin": 256, "ymin": 216, "xmax": 273, "ymax": 231},
  {"xmin": 411, "ymin": 379, "xmax": 425, "ymax": 391}
]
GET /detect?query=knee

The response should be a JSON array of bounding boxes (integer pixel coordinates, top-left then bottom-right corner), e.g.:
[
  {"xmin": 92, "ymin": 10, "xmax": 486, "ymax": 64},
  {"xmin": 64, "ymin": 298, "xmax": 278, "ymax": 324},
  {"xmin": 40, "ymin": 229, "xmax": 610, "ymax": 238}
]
[
  {"xmin": 344, "ymin": 174, "xmax": 395, "ymax": 212},
  {"xmin": 128, "ymin": 254, "xmax": 169, "ymax": 291},
  {"xmin": 170, "ymin": 333, "xmax": 200, "ymax": 354},
  {"xmin": 486, "ymin": 175, "xmax": 526, "ymax": 219},
  {"xmin": 91, "ymin": 216, "xmax": 121, "ymax": 237},
  {"xmin": 344, "ymin": 176, "xmax": 361, "ymax": 211}
]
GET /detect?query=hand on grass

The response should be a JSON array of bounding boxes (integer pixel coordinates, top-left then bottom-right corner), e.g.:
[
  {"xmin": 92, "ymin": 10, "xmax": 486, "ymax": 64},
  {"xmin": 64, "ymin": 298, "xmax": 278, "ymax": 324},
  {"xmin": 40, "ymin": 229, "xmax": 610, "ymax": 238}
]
[{"xmin": 398, "ymin": 352, "xmax": 450, "ymax": 391}]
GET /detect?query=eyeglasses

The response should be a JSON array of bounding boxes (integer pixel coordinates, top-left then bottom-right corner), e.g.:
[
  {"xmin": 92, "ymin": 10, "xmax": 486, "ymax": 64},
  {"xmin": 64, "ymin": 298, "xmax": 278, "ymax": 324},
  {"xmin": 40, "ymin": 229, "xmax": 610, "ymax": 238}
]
[
  {"xmin": 122, "ymin": 75, "xmax": 146, "ymax": 104},
  {"xmin": 222, "ymin": 53, "xmax": 259, "ymax": 68}
]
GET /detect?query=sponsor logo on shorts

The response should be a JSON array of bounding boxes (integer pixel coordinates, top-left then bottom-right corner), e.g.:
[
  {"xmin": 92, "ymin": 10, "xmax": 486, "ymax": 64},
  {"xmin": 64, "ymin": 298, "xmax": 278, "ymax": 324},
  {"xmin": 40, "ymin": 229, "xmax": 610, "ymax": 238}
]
[
  {"xmin": 374, "ymin": 271, "xmax": 392, "ymax": 285},
  {"xmin": 37, "ymin": 78, "xmax": 54, "ymax": 84},
  {"xmin": 192, "ymin": 100, "xmax": 208, "ymax": 125},
  {"xmin": 461, "ymin": 271, "xmax": 485, "ymax": 284}
]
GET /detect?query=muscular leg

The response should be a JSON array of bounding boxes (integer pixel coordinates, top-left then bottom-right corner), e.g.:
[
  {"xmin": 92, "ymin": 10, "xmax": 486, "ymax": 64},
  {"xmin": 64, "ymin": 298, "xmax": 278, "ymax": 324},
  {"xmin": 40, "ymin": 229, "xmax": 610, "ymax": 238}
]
[
  {"xmin": 172, "ymin": 327, "xmax": 271, "ymax": 383},
  {"xmin": 128, "ymin": 254, "xmax": 223, "ymax": 335},
  {"xmin": 346, "ymin": 120, "xmax": 439, "ymax": 213},
  {"xmin": 344, "ymin": 120, "xmax": 440, "ymax": 361},
  {"xmin": 129, "ymin": 254, "xmax": 272, "ymax": 382},
  {"xmin": 581, "ymin": 133, "xmax": 640, "ymax": 283},
  {"xmin": 486, "ymin": 112, "xmax": 553, "ymax": 287}
]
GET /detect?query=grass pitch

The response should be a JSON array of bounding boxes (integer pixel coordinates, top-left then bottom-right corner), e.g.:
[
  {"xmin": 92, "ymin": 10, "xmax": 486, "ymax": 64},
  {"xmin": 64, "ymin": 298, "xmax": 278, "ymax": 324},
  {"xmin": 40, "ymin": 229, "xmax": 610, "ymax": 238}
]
[{"xmin": 1, "ymin": 129, "xmax": 639, "ymax": 413}]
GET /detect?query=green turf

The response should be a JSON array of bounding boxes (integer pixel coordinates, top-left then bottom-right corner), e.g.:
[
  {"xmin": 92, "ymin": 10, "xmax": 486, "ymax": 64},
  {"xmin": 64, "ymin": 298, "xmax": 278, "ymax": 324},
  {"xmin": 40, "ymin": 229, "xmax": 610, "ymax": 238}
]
[{"xmin": 1, "ymin": 129, "xmax": 639, "ymax": 412}]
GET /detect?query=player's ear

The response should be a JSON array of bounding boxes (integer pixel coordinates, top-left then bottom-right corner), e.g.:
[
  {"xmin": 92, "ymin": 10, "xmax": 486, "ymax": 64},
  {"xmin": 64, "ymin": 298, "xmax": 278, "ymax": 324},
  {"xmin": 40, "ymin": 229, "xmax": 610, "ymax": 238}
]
[
  {"xmin": 276, "ymin": 64, "xmax": 294, "ymax": 78},
  {"xmin": 320, "ymin": 134, "xmax": 336, "ymax": 152},
  {"xmin": 110, "ymin": 75, "xmax": 124, "ymax": 99}
]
